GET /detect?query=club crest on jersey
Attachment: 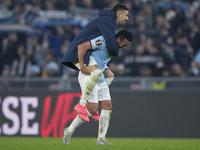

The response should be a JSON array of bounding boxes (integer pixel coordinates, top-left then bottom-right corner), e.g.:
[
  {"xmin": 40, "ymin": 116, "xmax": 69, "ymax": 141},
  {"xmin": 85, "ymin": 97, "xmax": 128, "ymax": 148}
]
[{"xmin": 96, "ymin": 40, "xmax": 102, "ymax": 46}]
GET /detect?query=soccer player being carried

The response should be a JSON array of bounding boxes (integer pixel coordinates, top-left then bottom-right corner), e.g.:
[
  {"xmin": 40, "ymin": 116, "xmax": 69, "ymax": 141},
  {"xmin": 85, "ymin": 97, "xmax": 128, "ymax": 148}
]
[
  {"xmin": 61, "ymin": 3, "xmax": 129, "ymax": 123},
  {"xmin": 63, "ymin": 29, "xmax": 133, "ymax": 145}
]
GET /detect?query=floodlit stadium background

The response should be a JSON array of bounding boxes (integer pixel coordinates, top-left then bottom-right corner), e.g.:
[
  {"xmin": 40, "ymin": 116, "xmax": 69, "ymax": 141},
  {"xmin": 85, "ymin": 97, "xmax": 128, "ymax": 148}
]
[{"xmin": 0, "ymin": 0, "xmax": 200, "ymax": 138}]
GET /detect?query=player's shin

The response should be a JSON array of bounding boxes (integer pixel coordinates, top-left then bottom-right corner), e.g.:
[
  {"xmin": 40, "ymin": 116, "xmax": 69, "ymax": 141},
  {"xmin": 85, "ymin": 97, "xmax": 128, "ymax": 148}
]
[
  {"xmin": 98, "ymin": 109, "xmax": 112, "ymax": 140},
  {"xmin": 67, "ymin": 116, "xmax": 85, "ymax": 134}
]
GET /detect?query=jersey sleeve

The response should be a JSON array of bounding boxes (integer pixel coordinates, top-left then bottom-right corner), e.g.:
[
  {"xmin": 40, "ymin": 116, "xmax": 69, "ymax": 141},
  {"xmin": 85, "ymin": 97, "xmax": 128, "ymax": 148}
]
[{"xmin": 90, "ymin": 36, "xmax": 105, "ymax": 50}]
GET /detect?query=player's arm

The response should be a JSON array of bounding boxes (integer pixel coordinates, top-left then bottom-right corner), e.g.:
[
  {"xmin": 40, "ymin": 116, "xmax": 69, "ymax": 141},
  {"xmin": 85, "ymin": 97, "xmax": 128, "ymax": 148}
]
[{"xmin": 78, "ymin": 41, "xmax": 92, "ymax": 75}]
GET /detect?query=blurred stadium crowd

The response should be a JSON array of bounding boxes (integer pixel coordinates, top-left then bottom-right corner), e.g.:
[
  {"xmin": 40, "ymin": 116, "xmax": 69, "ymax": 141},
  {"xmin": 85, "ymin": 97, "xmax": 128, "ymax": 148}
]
[{"xmin": 0, "ymin": 0, "xmax": 200, "ymax": 78}]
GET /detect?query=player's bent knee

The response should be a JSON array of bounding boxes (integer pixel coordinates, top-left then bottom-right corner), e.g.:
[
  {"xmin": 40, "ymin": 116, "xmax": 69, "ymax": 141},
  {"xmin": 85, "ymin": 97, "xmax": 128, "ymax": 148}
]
[
  {"xmin": 91, "ymin": 69, "xmax": 102, "ymax": 82},
  {"xmin": 103, "ymin": 105, "xmax": 112, "ymax": 111},
  {"xmin": 88, "ymin": 107, "xmax": 98, "ymax": 115},
  {"xmin": 106, "ymin": 104, "xmax": 112, "ymax": 110},
  {"xmin": 99, "ymin": 101, "xmax": 112, "ymax": 110},
  {"xmin": 87, "ymin": 103, "xmax": 98, "ymax": 115}
]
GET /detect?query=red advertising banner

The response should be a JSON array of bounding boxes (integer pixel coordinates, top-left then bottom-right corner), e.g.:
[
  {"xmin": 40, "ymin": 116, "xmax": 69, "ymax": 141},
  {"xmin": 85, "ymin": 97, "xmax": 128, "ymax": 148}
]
[{"xmin": 0, "ymin": 92, "xmax": 81, "ymax": 137}]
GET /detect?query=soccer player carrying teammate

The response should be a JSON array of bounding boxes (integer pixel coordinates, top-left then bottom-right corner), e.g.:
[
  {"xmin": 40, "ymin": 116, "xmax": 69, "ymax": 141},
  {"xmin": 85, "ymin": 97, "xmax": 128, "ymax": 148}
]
[
  {"xmin": 61, "ymin": 4, "xmax": 129, "ymax": 120},
  {"xmin": 63, "ymin": 29, "xmax": 133, "ymax": 145}
]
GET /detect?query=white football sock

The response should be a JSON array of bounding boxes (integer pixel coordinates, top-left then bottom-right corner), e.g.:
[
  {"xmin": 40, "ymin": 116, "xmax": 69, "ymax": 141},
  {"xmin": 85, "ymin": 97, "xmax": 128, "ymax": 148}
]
[
  {"xmin": 105, "ymin": 77, "xmax": 114, "ymax": 86},
  {"xmin": 98, "ymin": 109, "xmax": 112, "ymax": 140},
  {"xmin": 67, "ymin": 116, "xmax": 85, "ymax": 134},
  {"xmin": 67, "ymin": 110, "xmax": 92, "ymax": 134}
]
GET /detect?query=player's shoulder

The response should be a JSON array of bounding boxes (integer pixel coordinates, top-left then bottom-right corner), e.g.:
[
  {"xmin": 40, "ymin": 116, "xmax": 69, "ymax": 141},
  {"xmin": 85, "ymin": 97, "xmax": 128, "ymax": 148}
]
[{"xmin": 91, "ymin": 36, "xmax": 106, "ymax": 50}]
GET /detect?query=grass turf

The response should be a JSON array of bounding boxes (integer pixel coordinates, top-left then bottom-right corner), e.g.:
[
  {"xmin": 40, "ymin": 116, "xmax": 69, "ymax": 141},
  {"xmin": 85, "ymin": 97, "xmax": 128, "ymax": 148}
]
[{"xmin": 0, "ymin": 137, "xmax": 200, "ymax": 150}]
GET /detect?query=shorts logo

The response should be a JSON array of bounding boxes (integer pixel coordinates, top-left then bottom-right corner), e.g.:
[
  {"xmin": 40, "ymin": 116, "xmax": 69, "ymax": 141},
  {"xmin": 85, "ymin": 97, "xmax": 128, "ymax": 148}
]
[{"xmin": 96, "ymin": 40, "xmax": 102, "ymax": 46}]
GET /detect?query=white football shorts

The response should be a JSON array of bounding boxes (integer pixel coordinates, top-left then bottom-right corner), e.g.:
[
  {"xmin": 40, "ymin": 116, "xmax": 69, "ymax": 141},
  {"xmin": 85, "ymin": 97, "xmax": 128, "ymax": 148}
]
[
  {"xmin": 78, "ymin": 73, "xmax": 111, "ymax": 103},
  {"xmin": 75, "ymin": 55, "xmax": 111, "ymax": 103}
]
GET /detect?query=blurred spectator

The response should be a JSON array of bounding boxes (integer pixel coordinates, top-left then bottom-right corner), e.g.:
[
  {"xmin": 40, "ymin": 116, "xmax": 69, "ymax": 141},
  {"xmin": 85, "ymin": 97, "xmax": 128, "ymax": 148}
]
[
  {"xmin": 1, "ymin": 65, "xmax": 11, "ymax": 77},
  {"xmin": 190, "ymin": 61, "xmax": 200, "ymax": 76},
  {"xmin": 43, "ymin": 1, "xmax": 55, "ymax": 10},
  {"xmin": 13, "ymin": 3, "xmax": 25, "ymax": 24},
  {"xmin": 47, "ymin": 26, "xmax": 65, "ymax": 58},
  {"xmin": 46, "ymin": 61, "xmax": 59, "ymax": 77},
  {"xmin": 189, "ymin": 20, "xmax": 200, "ymax": 55},
  {"xmin": 174, "ymin": 34, "xmax": 193, "ymax": 72},
  {"xmin": 138, "ymin": 64, "xmax": 152, "ymax": 76},
  {"xmin": 170, "ymin": 63, "xmax": 186, "ymax": 77},
  {"xmin": 81, "ymin": 0, "xmax": 93, "ymax": 9},
  {"xmin": 24, "ymin": 4, "xmax": 41, "ymax": 25},
  {"xmin": 41, "ymin": 50, "xmax": 60, "ymax": 78},
  {"xmin": 109, "ymin": 50, "xmax": 126, "ymax": 76},
  {"xmin": 115, "ymin": 63, "xmax": 126, "ymax": 76},
  {"xmin": 145, "ymin": 37, "xmax": 164, "ymax": 75},
  {"xmin": 0, "ymin": 65, "xmax": 11, "ymax": 90},
  {"xmin": 33, "ymin": 43, "xmax": 46, "ymax": 67},
  {"xmin": 124, "ymin": 43, "xmax": 146, "ymax": 76},
  {"xmin": 11, "ymin": 44, "xmax": 36, "ymax": 77},
  {"xmin": 158, "ymin": 67, "xmax": 170, "ymax": 77},
  {"xmin": 60, "ymin": 40, "xmax": 78, "ymax": 77},
  {"xmin": 191, "ymin": 49, "xmax": 200, "ymax": 76},
  {"xmin": 0, "ymin": 32, "xmax": 20, "ymax": 72},
  {"xmin": 27, "ymin": 65, "xmax": 41, "ymax": 77},
  {"xmin": 141, "ymin": 2, "xmax": 153, "ymax": 28}
]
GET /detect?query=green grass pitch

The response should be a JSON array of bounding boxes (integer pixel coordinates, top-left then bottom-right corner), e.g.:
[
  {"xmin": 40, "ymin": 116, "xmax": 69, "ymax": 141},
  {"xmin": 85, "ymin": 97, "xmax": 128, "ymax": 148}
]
[{"xmin": 0, "ymin": 137, "xmax": 200, "ymax": 150}]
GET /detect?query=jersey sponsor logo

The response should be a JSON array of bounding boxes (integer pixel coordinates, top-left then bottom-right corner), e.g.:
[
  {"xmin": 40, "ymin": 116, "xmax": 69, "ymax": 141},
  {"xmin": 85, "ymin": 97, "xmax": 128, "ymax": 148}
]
[{"xmin": 96, "ymin": 40, "xmax": 102, "ymax": 46}]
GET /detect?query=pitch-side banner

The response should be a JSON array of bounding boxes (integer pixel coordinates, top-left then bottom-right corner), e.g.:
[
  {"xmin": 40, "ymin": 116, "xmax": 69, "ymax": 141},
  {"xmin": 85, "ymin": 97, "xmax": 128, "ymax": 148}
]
[
  {"xmin": 1, "ymin": 91, "xmax": 200, "ymax": 138},
  {"xmin": 0, "ymin": 92, "xmax": 81, "ymax": 137}
]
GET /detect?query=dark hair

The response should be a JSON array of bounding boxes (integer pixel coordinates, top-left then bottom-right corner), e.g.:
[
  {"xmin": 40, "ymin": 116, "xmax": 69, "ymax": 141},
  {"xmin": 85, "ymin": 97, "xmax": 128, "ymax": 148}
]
[
  {"xmin": 113, "ymin": 4, "xmax": 129, "ymax": 12},
  {"xmin": 116, "ymin": 29, "xmax": 133, "ymax": 42}
]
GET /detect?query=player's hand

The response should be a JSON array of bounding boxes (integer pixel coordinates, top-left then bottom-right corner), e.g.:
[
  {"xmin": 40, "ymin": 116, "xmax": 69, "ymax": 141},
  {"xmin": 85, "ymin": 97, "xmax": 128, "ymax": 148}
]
[{"xmin": 80, "ymin": 66, "xmax": 89, "ymax": 75}]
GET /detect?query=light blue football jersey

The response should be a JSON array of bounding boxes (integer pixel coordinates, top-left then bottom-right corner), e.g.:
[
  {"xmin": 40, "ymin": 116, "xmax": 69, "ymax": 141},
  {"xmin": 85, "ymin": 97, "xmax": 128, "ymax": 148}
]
[{"xmin": 90, "ymin": 36, "xmax": 112, "ymax": 82}]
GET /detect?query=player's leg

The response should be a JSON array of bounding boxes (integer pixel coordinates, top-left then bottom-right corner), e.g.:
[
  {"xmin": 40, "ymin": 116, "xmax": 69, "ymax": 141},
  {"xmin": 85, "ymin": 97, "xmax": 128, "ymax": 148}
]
[
  {"xmin": 97, "ymin": 100, "xmax": 112, "ymax": 145},
  {"xmin": 77, "ymin": 66, "xmax": 114, "ymax": 121},
  {"xmin": 75, "ymin": 66, "xmax": 101, "ymax": 120},
  {"xmin": 75, "ymin": 70, "xmax": 100, "ymax": 122},
  {"xmin": 96, "ymin": 82, "xmax": 112, "ymax": 145},
  {"xmin": 80, "ymin": 65, "xmax": 115, "ymax": 121},
  {"xmin": 81, "ymin": 65, "xmax": 102, "ymax": 100},
  {"xmin": 73, "ymin": 72, "xmax": 91, "ymax": 122},
  {"xmin": 74, "ymin": 57, "xmax": 102, "ymax": 103},
  {"xmin": 63, "ymin": 75, "xmax": 99, "ymax": 144},
  {"xmin": 85, "ymin": 82, "xmax": 100, "ymax": 121},
  {"xmin": 89, "ymin": 67, "xmax": 114, "ymax": 122},
  {"xmin": 63, "ymin": 108, "xmax": 94, "ymax": 144},
  {"xmin": 80, "ymin": 55, "xmax": 102, "ymax": 101},
  {"xmin": 104, "ymin": 67, "xmax": 114, "ymax": 86},
  {"xmin": 74, "ymin": 57, "xmax": 101, "ymax": 121},
  {"xmin": 86, "ymin": 101, "xmax": 100, "ymax": 121},
  {"xmin": 63, "ymin": 115, "xmax": 84, "ymax": 144}
]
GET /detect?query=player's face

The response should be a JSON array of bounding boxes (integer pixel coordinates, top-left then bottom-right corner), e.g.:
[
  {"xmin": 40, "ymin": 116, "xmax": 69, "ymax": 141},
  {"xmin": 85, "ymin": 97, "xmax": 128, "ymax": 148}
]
[
  {"xmin": 116, "ymin": 10, "xmax": 129, "ymax": 26},
  {"xmin": 117, "ymin": 38, "xmax": 131, "ymax": 49}
]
